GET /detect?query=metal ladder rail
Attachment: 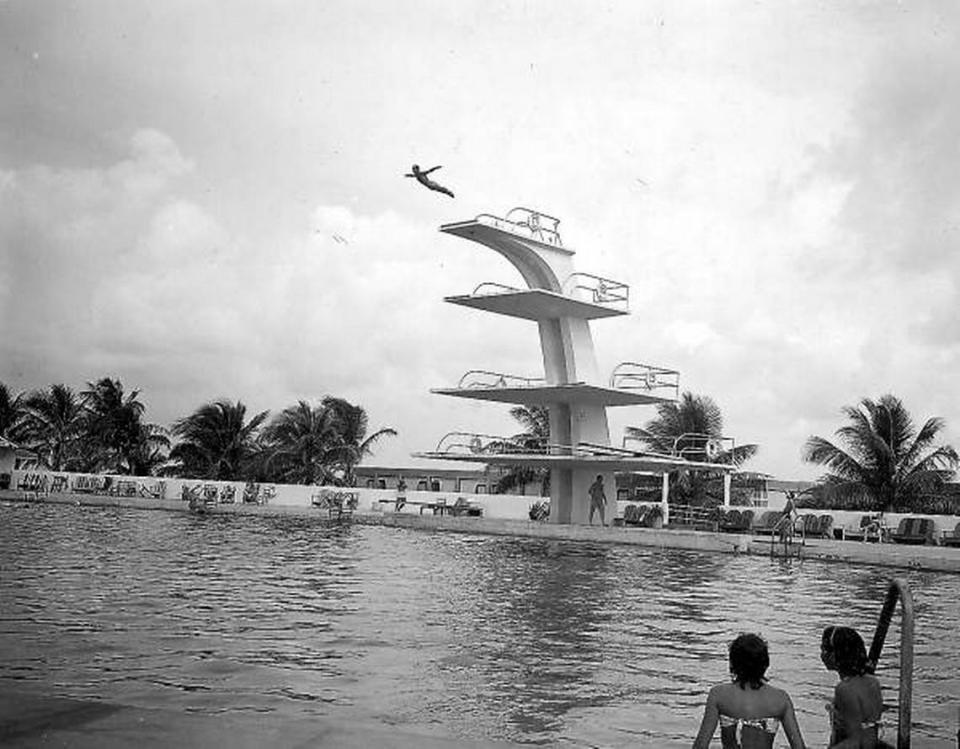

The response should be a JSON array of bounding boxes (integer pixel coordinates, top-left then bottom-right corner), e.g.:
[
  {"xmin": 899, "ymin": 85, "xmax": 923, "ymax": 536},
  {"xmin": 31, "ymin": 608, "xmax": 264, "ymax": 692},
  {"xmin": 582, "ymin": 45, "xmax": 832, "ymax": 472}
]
[{"xmin": 866, "ymin": 578, "xmax": 914, "ymax": 749}]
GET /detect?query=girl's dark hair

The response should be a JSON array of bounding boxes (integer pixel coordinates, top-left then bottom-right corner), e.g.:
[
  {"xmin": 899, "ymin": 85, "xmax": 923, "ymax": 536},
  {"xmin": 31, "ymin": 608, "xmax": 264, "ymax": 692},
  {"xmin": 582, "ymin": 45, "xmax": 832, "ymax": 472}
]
[
  {"xmin": 830, "ymin": 627, "xmax": 868, "ymax": 677},
  {"xmin": 821, "ymin": 626, "xmax": 837, "ymax": 651},
  {"xmin": 729, "ymin": 633, "xmax": 769, "ymax": 689}
]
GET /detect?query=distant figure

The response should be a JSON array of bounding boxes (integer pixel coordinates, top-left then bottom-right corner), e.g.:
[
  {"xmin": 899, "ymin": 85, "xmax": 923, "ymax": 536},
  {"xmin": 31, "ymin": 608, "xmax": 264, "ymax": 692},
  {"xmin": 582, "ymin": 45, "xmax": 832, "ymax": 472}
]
[
  {"xmin": 405, "ymin": 164, "xmax": 455, "ymax": 198},
  {"xmin": 820, "ymin": 626, "xmax": 888, "ymax": 748},
  {"xmin": 774, "ymin": 493, "xmax": 797, "ymax": 549},
  {"xmin": 693, "ymin": 633, "xmax": 806, "ymax": 749},
  {"xmin": 588, "ymin": 474, "xmax": 607, "ymax": 527}
]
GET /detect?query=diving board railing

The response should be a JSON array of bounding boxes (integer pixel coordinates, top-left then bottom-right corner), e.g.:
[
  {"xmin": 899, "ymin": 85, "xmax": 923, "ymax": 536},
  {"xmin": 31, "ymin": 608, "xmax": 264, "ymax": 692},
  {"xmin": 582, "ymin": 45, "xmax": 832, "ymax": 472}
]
[
  {"xmin": 609, "ymin": 362, "xmax": 679, "ymax": 399},
  {"xmin": 562, "ymin": 272, "xmax": 630, "ymax": 309},
  {"xmin": 473, "ymin": 207, "xmax": 564, "ymax": 247},
  {"xmin": 469, "ymin": 281, "xmax": 523, "ymax": 297},
  {"xmin": 430, "ymin": 433, "xmax": 726, "ymax": 464},
  {"xmin": 621, "ymin": 432, "xmax": 735, "ymax": 462},
  {"xmin": 455, "ymin": 370, "xmax": 546, "ymax": 390},
  {"xmin": 432, "ymin": 432, "xmax": 531, "ymax": 456},
  {"xmin": 866, "ymin": 578, "xmax": 914, "ymax": 748}
]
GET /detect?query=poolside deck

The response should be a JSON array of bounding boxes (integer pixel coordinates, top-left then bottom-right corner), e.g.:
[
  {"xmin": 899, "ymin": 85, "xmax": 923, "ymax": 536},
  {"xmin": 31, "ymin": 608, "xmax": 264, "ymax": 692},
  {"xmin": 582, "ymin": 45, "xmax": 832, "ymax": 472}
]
[{"xmin": 4, "ymin": 491, "xmax": 959, "ymax": 574}]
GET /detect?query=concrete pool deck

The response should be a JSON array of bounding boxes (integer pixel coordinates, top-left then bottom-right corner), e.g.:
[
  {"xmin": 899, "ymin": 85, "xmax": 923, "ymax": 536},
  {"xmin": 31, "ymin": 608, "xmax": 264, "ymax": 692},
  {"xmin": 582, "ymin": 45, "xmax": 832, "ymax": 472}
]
[{"xmin": 4, "ymin": 490, "xmax": 959, "ymax": 573}]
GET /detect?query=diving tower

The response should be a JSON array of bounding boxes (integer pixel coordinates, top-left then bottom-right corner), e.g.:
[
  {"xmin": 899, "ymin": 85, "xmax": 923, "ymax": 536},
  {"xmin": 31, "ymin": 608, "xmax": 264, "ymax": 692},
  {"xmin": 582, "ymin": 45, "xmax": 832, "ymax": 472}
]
[{"xmin": 414, "ymin": 207, "xmax": 735, "ymax": 525}]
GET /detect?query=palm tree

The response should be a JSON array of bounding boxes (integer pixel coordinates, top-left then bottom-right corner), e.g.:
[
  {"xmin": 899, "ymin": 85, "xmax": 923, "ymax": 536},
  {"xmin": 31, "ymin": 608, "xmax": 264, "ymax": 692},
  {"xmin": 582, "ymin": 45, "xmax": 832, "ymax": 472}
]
[
  {"xmin": 0, "ymin": 382, "xmax": 27, "ymax": 442},
  {"xmin": 624, "ymin": 392, "xmax": 757, "ymax": 505},
  {"xmin": 803, "ymin": 395, "xmax": 958, "ymax": 513},
  {"xmin": 495, "ymin": 404, "xmax": 550, "ymax": 495},
  {"xmin": 81, "ymin": 377, "xmax": 151, "ymax": 474},
  {"xmin": 321, "ymin": 396, "xmax": 397, "ymax": 486},
  {"xmin": 261, "ymin": 400, "xmax": 342, "ymax": 484},
  {"xmin": 20, "ymin": 384, "xmax": 86, "ymax": 471},
  {"xmin": 170, "ymin": 400, "xmax": 269, "ymax": 480},
  {"xmin": 126, "ymin": 423, "xmax": 172, "ymax": 477}
]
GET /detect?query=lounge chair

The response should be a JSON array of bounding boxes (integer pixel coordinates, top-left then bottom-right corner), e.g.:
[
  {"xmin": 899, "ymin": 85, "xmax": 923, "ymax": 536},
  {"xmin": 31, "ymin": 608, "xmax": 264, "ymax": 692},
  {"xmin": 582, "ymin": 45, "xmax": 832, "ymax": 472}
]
[
  {"xmin": 890, "ymin": 517, "xmax": 935, "ymax": 545},
  {"xmin": 623, "ymin": 503, "xmax": 640, "ymax": 525},
  {"xmin": 798, "ymin": 514, "xmax": 818, "ymax": 537},
  {"xmin": 739, "ymin": 509, "xmax": 755, "ymax": 532},
  {"xmin": 752, "ymin": 510, "xmax": 782, "ymax": 535},
  {"xmin": 718, "ymin": 509, "xmax": 742, "ymax": 532},
  {"xmin": 450, "ymin": 497, "xmax": 482, "ymax": 517},
  {"xmin": 843, "ymin": 514, "xmax": 882, "ymax": 542},
  {"xmin": 941, "ymin": 521, "xmax": 960, "ymax": 548},
  {"xmin": 816, "ymin": 514, "xmax": 834, "ymax": 539}
]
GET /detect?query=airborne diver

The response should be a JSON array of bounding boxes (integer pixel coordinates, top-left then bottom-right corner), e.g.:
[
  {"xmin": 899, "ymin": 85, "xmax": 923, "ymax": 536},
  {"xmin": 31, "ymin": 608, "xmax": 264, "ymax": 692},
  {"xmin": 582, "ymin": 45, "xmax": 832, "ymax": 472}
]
[{"xmin": 405, "ymin": 164, "xmax": 455, "ymax": 198}]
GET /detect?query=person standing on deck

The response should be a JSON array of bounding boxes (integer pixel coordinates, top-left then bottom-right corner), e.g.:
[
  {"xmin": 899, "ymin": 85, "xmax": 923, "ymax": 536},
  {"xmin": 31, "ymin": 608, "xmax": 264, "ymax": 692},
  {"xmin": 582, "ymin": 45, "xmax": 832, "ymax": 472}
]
[{"xmin": 588, "ymin": 474, "xmax": 607, "ymax": 527}]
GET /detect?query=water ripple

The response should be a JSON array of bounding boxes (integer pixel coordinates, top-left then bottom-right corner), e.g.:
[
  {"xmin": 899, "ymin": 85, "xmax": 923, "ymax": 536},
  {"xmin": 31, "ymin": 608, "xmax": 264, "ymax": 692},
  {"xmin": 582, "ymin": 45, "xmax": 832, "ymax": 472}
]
[{"xmin": 1, "ymin": 503, "xmax": 958, "ymax": 746}]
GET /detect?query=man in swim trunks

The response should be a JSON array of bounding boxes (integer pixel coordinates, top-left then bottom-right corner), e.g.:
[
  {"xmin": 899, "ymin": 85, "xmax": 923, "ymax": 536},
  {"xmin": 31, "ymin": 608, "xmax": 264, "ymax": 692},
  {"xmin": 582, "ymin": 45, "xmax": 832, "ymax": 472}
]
[{"xmin": 588, "ymin": 474, "xmax": 607, "ymax": 527}]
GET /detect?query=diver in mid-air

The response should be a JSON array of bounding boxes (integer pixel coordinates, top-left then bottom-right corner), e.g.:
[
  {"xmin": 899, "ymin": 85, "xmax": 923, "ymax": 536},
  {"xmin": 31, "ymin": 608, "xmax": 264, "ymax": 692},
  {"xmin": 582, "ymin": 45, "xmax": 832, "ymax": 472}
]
[{"xmin": 405, "ymin": 164, "xmax": 454, "ymax": 198}]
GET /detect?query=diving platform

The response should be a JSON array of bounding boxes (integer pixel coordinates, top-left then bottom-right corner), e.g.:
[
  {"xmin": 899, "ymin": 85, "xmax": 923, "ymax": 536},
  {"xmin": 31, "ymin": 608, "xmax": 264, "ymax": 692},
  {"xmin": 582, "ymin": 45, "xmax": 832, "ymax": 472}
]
[
  {"xmin": 432, "ymin": 364, "xmax": 680, "ymax": 407},
  {"xmin": 419, "ymin": 206, "xmax": 740, "ymax": 524},
  {"xmin": 432, "ymin": 382, "xmax": 668, "ymax": 407},
  {"xmin": 413, "ymin": 432, "xmax": 736, "ymax": 475},
  {"xmin": 445, "ymin": 279, "xmax": 628, "ymax": 321}
]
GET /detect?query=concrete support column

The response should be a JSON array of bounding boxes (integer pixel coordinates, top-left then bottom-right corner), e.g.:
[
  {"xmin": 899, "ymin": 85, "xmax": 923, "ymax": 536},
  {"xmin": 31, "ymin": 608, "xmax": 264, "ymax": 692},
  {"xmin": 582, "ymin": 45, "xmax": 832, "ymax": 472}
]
[
  {"xmin": 661, "ymin": 472, "xmax": 670, "ymax": 526},
  {"xmin": 723, "ymin": 473, "xmax": 732, "ymax": 508}
]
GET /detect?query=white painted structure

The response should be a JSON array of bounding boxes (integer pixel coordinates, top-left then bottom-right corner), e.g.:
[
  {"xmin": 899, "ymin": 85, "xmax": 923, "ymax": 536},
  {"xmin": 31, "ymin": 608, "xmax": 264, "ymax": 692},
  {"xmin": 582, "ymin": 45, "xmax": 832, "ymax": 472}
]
[{"xmin": 413, "ymin": 207, "xmax": 736, "ymax": 525}]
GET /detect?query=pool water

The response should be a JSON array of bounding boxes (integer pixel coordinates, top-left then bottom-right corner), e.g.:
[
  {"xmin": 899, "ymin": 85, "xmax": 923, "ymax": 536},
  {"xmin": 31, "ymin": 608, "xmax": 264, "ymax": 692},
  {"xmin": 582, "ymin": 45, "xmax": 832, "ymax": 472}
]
[{"xmin": 1, "ymin": 502, "xmax": 958, "ymax": 747}]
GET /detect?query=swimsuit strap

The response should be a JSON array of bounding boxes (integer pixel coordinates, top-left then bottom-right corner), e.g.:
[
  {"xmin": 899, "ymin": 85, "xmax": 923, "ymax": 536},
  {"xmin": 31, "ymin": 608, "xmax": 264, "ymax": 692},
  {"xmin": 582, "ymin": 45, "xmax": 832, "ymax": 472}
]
[{"xmin": 719, "ymin": 714, "xmax": 780, "ymax": 735}]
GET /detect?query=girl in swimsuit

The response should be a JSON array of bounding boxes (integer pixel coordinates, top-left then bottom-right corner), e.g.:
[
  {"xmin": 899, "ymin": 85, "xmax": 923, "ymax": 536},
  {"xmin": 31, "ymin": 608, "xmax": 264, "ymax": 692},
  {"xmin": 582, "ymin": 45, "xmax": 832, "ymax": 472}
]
[
  {"xmin": 821, "ymin": 627, "xmax": 889, "ymax": 748},
  {"xmin": 693, "ymin": 633, "xmax": 806, "ymax": 749}
]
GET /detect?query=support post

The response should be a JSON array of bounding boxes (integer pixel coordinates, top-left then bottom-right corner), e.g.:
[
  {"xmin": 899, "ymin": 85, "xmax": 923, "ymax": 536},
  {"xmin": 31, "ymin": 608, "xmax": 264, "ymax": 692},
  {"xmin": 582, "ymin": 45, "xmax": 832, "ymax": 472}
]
[
  {"xmin": 723, "ymin": 472, "xmax": 732, "ymax": 508},
  {"xmin": 661, "ymin": 472, "xmax": 670, "ymax": 526}
]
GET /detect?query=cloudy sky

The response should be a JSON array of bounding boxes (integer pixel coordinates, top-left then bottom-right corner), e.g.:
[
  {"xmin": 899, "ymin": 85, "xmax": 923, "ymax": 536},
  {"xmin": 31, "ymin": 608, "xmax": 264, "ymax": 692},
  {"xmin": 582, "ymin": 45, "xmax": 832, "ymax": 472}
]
[{"xmin": 2, "ymin": 1, "xmax": 958, "ymax": 481}]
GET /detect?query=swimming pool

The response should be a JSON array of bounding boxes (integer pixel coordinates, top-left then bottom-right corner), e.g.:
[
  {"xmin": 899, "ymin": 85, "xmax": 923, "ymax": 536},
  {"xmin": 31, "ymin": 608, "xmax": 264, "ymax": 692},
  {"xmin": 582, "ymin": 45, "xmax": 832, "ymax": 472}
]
[{"xmin": 1, "ymin": 502, "xmax": 957, "ymax": 746}]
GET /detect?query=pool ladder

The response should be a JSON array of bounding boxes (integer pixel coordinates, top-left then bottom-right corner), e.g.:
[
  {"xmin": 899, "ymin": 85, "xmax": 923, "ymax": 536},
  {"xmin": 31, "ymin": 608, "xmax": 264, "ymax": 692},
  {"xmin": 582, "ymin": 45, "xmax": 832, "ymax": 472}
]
[{"xmin": 865, "ymin": 578, "xmax": 914, "ymax": 748}]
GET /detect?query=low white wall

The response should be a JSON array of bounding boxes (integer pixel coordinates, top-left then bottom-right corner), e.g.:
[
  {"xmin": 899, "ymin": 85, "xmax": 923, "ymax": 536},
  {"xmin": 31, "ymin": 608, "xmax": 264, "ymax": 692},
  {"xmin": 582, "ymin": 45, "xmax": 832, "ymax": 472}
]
[
  {"xmin": 10, "ymin": 469, "xmax": 958, "ymax": 538},
  {"xmin": 8, "ymin": 469, "xmax": 544, "ymax": 520}
]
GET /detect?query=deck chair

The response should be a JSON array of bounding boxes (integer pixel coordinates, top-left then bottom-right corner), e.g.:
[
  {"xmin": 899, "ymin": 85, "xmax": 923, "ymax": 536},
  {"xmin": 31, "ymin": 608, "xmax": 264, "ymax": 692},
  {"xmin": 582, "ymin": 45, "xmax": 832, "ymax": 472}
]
[
  {"xmin": 738, "ymin": 509, "xmax": 755, "ymax": 531},
  {"xmin": 623, "ymin": 504, "xmax": 639, "ymax": 525},
  {"xmin": 798, "ymin": 514, "xmax": 819, "ymax": 538},
  {"xmin": 844, "ymin": 514, "xmax": 881, "ymax": 542},
  {"xmin": 816, "ymin": 515, "xmax": 834, "ymax": 539},
  {"xmin": 890, "ymin": 517, "xmax": 935, "ymax": 545},
  {"xmin": 718, "ymin": 509, "xmax": 742, "ymax": 532},
  {"xmin": 941, "ymin": 521, "xmax": 960, "ymax": 547},
  {"xmin": 450, "ymin": 497, "xmax": 482, "ymax": 517},
  {"xmin": 752, "ymin": 510, "xmax": 781, "ymax": 535}
]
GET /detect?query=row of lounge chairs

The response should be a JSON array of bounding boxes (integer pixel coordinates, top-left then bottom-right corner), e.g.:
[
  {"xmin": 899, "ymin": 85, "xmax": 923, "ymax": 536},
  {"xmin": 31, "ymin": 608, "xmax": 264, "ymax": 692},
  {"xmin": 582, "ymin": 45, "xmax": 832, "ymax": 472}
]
[
  {"xmin": 625, "ymin": 504, "xmax": 958, "ymax": 546},
  {"xmin": 717, "ymin": 509, "xmax": 952, "ymax": 546},
  {"xmin": 716, "ymin": 509, "xmax": 834, "ymax": 538},
  {"xmin": 622, "ymin": 503, "xmax": 662, "ymax": 528}
]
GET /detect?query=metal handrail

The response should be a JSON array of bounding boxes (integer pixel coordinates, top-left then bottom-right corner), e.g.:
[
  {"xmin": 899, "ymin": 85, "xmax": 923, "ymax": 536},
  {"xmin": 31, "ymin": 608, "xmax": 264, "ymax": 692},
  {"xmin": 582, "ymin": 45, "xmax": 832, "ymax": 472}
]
[
  {"xmin": 455, "ymin": 370, "xmax": 546, "ymax": 389},
  {"xmin": 474, "ymin": 207, "xmax": 564, "ymax": 247},
  {"xmin": 622, "ymin": 432, "xmax": 735, "ymax": 462},
  {"xmin": 562, "ymin": 272, "xmax": 630, "ymax": 308},
  {"xmin": 609, "ymin": 362, "xmax": 680, "ymax": 399},
  {"xmin": 470, "ymin": 281, "xmax": 522, "ymax": 296},
  {"xmin": 433, "ymin": 432, "xmax": 531, "ymax": 455},
  {"xmin": 672, "ymin": 433, "xmax": 735, "ymax": 461},
  {"xmin": 867, "ymin": 578, "xmax": 914, "ymax": 748}
]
